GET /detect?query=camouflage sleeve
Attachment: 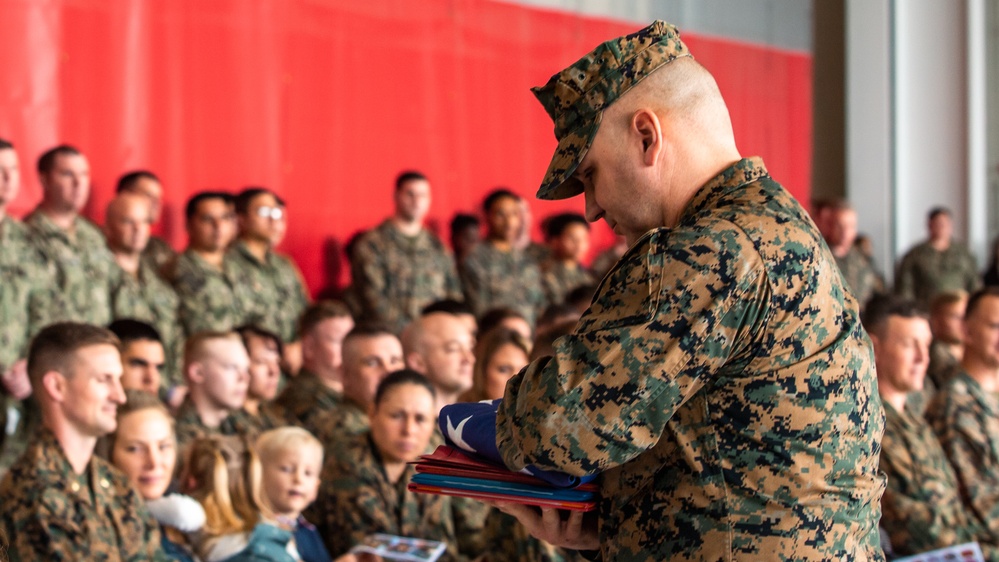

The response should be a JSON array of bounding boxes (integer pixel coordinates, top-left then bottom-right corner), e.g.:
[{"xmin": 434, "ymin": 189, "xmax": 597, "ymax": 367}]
[
  {"xmin": 878, "ymin": 450, "xmax": 966, "ymax": 554},
  {"xmin": 312, "ymin": 454, "xmax": 392, "ymax": 557},
  {"xmin": 458, "ymin": 253, "xmax": 487, "ymax": 318},
  {"xmin": 893, "ymin": 254, "xmax": 916, "ymax": 300},
  {"xmin": 496, "ymin": 225, "xmax": 768, "ymax": 475},
  {"xmin": 351, "ymin": 234, "xmax": 393, "ymax": 324},
  {"xmin": 450, "ymin": 495, "xmax": 489, "ymax": 557},
  {"xmin": 964, "ymin": 251, "xmax": 982, "ymax": 294},
  {"xmin": 444, "ymin": 253, "xmax": 464, "ymax": 302}
]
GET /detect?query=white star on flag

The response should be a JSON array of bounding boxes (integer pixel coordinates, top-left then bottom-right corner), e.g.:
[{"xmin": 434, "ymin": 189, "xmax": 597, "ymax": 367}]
[{"xmin": 446, "ymin": 414, "xmax": 477, "ymax": 453}]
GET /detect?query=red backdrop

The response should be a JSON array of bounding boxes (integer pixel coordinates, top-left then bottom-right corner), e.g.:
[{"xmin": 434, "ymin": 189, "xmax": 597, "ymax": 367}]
[{"xmin": 0, "ymin": 0, "xmax": 812, "ymax": 296}]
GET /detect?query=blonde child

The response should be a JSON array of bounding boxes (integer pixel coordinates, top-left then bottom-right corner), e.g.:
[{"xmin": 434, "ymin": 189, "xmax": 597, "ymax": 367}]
[{"xmin": 256, "ymin": 428, "xmax": 330, "ymax": 562}]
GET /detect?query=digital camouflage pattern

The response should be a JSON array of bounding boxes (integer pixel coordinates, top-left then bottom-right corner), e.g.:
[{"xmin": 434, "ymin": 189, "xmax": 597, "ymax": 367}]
[
  {"xmin": 308, "ymin": 399, "xmax": 369, "ymax": 451},
  {"xmin": 496, "ymin": 158, "xmax": 886, "ymax": 561},
  {"xmin": 541, "ymin": 259, "xmax": 595, "ymax": 307},
  {"xmin": 169, "ymin": 249, "xmax": 247, "ymax": 337},
  {"xmin": 272, "ymin": 369, "xmax": 343, "ymax": 430},
  {"xmin": 459, "ymin": 243, "xmax": 546, "ymax": 326},
  {"xmin": 834, "ymin": 246, "xmax": 884, "ymax": 308},
  {"xmin": 111, "ymin": 260, "xmax": 184, "ymax": 388},
  {"xmin": 895, "ymin": 241, "xmax": 980, "ymax": 309},
  {"xmin": 307, "ymin": 432, "xmax": 463, "ymax": 561},
  {"xmin": 926, "ymin": 371, "xmax": 999, "ymax": 548},
  {"xmin": 173, "ymin": 399, "xmax": 261, "ymax": 460},
  {"xmin": 141, "ymin": 235, "xmax": 175, "ymax": 279},
  {"xmin": 0, "ymin": 429, "xmax": 166, "ymax": 561},
  {"xmin": 351, "ymin": 220, "xmax": 462, "ymax": 334},
  {"xmin": 927, "ymin": 340, "xmax": 961, "ymax": 391},
  {"xmin": 0, "ymin": 216, "xmax": 56, "ymax": 372},
  {"xmin": 226, "ymin": 241, "xmax": 309, "ymax": 343},
  {"xmin": 532, "ymin": 20, "xmax": 691, "ymax": 200},
  {"xmin": 25, "ymin": 211, "xmax": 118, "ymax": 326},
  {"xmin": 878, "ymin": 401, "xmax": 992, "ymax": 558}
]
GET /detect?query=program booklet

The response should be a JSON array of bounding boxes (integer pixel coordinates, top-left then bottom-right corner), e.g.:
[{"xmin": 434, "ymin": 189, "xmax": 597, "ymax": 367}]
[
  {"xmin": 349, "ymin": 533, "xmax": 447, "ymax": 562},
  {"xmin": 893, "ymin": 542, "xmax": 985, "ymax": 562}
]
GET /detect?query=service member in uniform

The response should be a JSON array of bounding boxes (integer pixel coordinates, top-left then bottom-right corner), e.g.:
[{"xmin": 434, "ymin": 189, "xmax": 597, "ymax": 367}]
[
  {"xmin": 490, "ymin": 21, "xmax": 885, "ymax": 560},
  {"xmin": 895, "ymin": 207, "xmax": 980, "ymax": 309},
  {"xmin": 351, "ymin": 171, "xmax": 463, "ymax": 334},
  {"xmin": 0, "ymin": 322, "xmax": 165, "ymax": 560},
  {"xmin": 539, "ymin": 212, "xmax": 596, "ymax": 307},
  {"xmin": 115, "ymin": 170, "xmax": 176, "ymax": 277},
  {"xmin": 826, "ymin": 201, "xmax": 884, "ymax": 308},
  {"xmin": 926, "ymin": 290, "xmax": 967, "ymax": 390}
]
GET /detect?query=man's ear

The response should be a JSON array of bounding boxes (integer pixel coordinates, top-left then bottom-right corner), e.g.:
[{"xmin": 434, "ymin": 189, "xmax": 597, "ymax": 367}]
[
  {"xmin": 631, "ymin": 109, "xmax": 663, "ymax": 166},
  {"xmin": 406, "ymin": 352, "xmax": 427, "ymax": 374},
  {"xmin": 187, "ymin": 362, "xmax": 205, "ymax": 386},
  {"xmin": 42, "ymin": 370, "xmax": 67, "ymax": 403}
]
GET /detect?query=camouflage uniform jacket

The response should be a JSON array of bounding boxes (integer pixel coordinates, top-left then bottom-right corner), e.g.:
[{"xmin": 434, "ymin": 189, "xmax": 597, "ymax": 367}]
[
  {"xmin": 459, "ymin": 243, "xmax": 546, "ymax": 326},
  {"xmin": 309, "ymin": 399, "xmax": 368, "ymax": 451},
  {"xmin": 541, "ymin": 259, "xmax": 595, "ymax": 307},
  {"xmin": 834, "ymin": 246, "xmax": 883, "ymax": 307},
  {"xmin": 482, "ymin": 510, "xmax": 579, "ymax": 562},
  {"xmin": 0, "ymin": 215, "xmax": 55, "ymax": 372},
  {"xmin": 352, "ymin": 220, "xmax": 462, "ymax": 333},
  {"xmin": 169, "ymin": 249, "xmax": 246, "ymax": 337},
  {"xmin": 226, "ymin": 241, "xmax": 309, "ymax": 343},
  {"xmin": 173, "ymin": 399, "xmax": 260, "ymax": 456},
  {"xmin": 0, "ymin": 428, "xmax": 166, "ymax": 561},
  {"xmin": 111, "ymin": 260, "xmax": 183, "ymax": 388},
  {"xmin": 927, "ymin": 371, "xmax": 999, "ymax": 547},
  {"xmin": 879, "ymin": 401, "xmax": 987, "ymax": 557},
  {"xmin": 895, "ymin": 240, "xmax": 980, "ymax": 308},
  {"xmin": 496, "ymin": 158, "xmax": 886, "ymax": 561},
  {"xmin": 309, "ymin": 432, "xmax": 462, "ymax": 560},
  {"xmin": 272, "ymin": 369, "xmax": 343, "ymax": 430},
  {"xmin": 927, "ymin": 340, "xmax": 960, "ymax": 392},
  {"xmin": 141, "ymin": 235, "xmax": 175, "ymax": 278},
  {"xmin": 25, "ymin": 210, "xmax": 118, "ymax": 326}
]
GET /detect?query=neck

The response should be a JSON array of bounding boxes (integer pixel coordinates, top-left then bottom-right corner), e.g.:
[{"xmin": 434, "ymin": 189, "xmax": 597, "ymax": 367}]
[
  {"xmin": 878, "ymin": 389, "xmax": 907, "ymax": 413},
  {"xmin": 963, "ymin": 356, "xmax": 999, "ymax": 392},
  {"xmin": 391, "ymin": 216, "xmax": 422, "ymax": 237},
  {"xmin": 383, "ymin": 460, "xmax": 407, "ymax": 484},
  {"xmin": 241, "ymin": 237, "xmax": 270, "ymax": 261},
  {"xmin": 309, "ymin": 365, "xmax": 343, "ymax": 393},
  {"xmin": 663, "ymin": 151, "xmax": 743, "ymax": 229},
  {"xmin": 435, "ymin": 391, "xmax": 459, "ymax": 413},
  {"xmin": 490, "ymin": 239, "xmax": 513, "ymax": 252},
  {"xmin": 39, "ymin": 205, "xmax": 77, "ymax": 231},
  {"xmin": 243, "ymin": 398, "xmax": 260, "ymax": 416},
  {"xmin": 830, "ymin": 243, "xmax": 851, "ymax": 258},
  {"xmin": 190, "ymin": 392, "xmax": 231, "ymax": 429},
  {"xmin": 192, "ymin": 247, "xmax": 225, "ymax": 268},
  {"xmin": 112, "ymin": 250, "xmax": 142, "ymax": 275},
  {"xmin": 49, "ymin": 422, "xmax": 96, "ymax": 475},
  {"xmin": 931, "ymin": 237, "xmax": 951, "ymax": 251},
  {"xmin": 944, "ymin": 341, "xmax": 963, "ymax": 361}
]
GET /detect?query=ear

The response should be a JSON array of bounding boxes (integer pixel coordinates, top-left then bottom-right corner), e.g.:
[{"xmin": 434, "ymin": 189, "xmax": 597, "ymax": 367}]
[
  {"xmin": 41, "ymin": 370, "xmax": 67, "ymax": 403},
  {"xmin": 187, "ymin": 362, "xmax": 205, "ymax": 386},
  {"xmin": 631, "ymin": 109, "xmax": 663, "ymax": 166},
  {"xmin": 406, "ymin": 352, "xmax": 427, "ymax": 374}
]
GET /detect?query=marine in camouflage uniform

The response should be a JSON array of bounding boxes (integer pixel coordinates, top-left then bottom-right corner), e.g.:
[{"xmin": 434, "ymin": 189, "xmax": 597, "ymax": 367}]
[
  {"xmin": 879, "ymin": 401, "xmax": 993, "ymax": 558},
  {"xmin": 307, "ymin": 431, "xmax": 463, "ymax": 561},
  {"xmin": 226, "ymin": 240, "xmax": 309, "ymax": 343},
  {"xmin": 0, "ymin": 428, "xmax": 166, "ymax": 561},
  {"xmin": 926, "ymin": 371, "xmax": 999, "ymax": 548},
  {"xmin": 926, "ymin": 339, "xmax": 960, "ymax": 392},
  {"xmin": 25, "ymin": 210, "xmax": 118, "ymax": 326},
  {"xmin": 272, "ymin": 368, "xmax": 343, "ymax": 430},
  {"xmin": 895, "ymin": 241, "xmax": 980, "ymax": 309},
  {"xmin": 173, "ymin": 398, "xmax": 260, "ymax": 456},
  {"xmin": 308, "ymin": 398, "xmax": 368, "ymax": 450},
  {"xmin": 111, "ymin": 260, "xmax": 183, "ymax": 389},
  {"xmin": 835, "ymin": 246, "xmax": 883, "ymax": 308},
  {"xmin": 541, "ymin": 260, "xmax": 595, "ymax": 307},
  {"xmin": 142, "ymin": 235, "xmax": 176, "ymax": 277},
  {"xmin": 460, "ymin": 243, "xmax": 546, "ymax": 327},
  {"xmin": 482, "ymin": 510, "xmax": 580, "ymax": 562},
  {"xmin": 169, "ymin": 249, "xmax": 247, "ymax": 337},
  {"xmin": 495, "ymin": 21, "xmax": 885, "ymax": 561},
  {"xmin": 351, "ymin": 220, "xmax": 462, "ymax": 334}
]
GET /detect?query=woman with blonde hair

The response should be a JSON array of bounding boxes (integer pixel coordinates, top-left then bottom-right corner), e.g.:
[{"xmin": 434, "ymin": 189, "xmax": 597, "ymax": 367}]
[{"xmin": 462, "ymin": 327, "xmax": 531, "ymax": 403}]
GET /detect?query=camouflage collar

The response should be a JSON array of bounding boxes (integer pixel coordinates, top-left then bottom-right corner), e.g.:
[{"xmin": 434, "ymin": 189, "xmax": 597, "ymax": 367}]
[
  {"xmin": 679, "ymin": 157, "xmax": 770, "ymax": 225},
  {"xmin": 233, "ymin": 239, "xmax": 275, "ymax": 267}
]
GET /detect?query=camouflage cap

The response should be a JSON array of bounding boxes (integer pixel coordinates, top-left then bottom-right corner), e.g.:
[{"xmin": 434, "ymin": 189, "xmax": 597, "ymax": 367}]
[{"xmin": 532, "ymin": 20, "xmax": 692, "ymax": 200}]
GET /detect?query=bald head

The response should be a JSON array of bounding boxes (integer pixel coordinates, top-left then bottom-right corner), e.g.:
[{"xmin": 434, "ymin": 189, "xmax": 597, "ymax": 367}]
[
  {"xmin": 105, "ymin": 192, "xmax": 152, "ymax": 255},
  {"xmin": 403, "ymin": 312, "xmax": 475, "ymax": 400}
]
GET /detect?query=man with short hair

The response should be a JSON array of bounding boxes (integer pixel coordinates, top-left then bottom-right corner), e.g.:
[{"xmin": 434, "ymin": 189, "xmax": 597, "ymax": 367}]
[
  {"xmin": 25, "ymin": 145, "xmax": 118, "ymax": 326},
  {"xmin": 275, "ymin": 300, "xmax": 354, "ymax": 428},
  {"xmin": 896, "ymin": 207, "xmax": 980, "ymax": 308},
  {"xmin": 309, "ymin": 325, "xmax": 404, "ymax": 446},
  {"xmin": 825, "ymin": 201, "xmax": 883, "ymax": 307},
  {"xmin": 116, "ymin": 170, "xmax": 175, "ymax": 275},
  {"xmin": 169, "ymin": 191, "xmax": 245, "ymax": 336},
  {"xmin": 928, "ymin": 287, "xmax": 999, "ymax": 548},
  {"xmin": 402, "ymin": 312, "xmax": 475, "ymax": 412},
  {"xmin": 351, "ymin": 171, "xmax": 462, "ymax": 334},
  {"xmin": 482, "ymin": 21, "xmax": 884, "ymax": 559},
  {"xmin": 107, "ymin": 319, "xmax": 166, "ymax": 397},
  {"xmin": 227, "ymin": 187, "xmax": 309, "ymax": 370},
  {"xmin": 105, "ymin": 192, "xmax": 183, "ymax": 388},
  {"xmin": 927, "ymin": 290, "xmax": 968, "ymax": 390},
  {"xmin": 0, "ymin": 322, "xmax": 165, "ymax": 560},
  {"xmin": 540, "ymin": 212, "xmax": 595, "ymax": 307},
  {"xmin": 173, "ymin": 331, "xmax": 253, "ymax": 454},
  {"xmin": 863, "ymin": 295, "xmax": 990, "ymax": 557}
]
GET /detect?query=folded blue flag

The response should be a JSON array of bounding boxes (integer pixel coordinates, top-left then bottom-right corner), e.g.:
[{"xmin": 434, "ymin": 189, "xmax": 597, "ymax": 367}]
[{"xmin": 438, "ymin": 399, "xmax": 596, "ymax": 488}]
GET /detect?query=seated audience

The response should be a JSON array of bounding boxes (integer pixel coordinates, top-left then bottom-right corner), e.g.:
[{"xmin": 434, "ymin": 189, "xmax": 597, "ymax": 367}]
[
  {"xmin": 823, "ymin": 201, "xmax": 883, "ymax": 306},
  {"xmin": 275, "ymin": 301, "xmax": 354, "ymax": 429},
  {"xmin": 539, "ymin": 212, "xmax": 594, "ymax": 307},
  {"xmin": 308, "ymin": 370, "xmax": 464, "ymax": 560},
  {"xmin": 104, "ymin": 389, "xmax": 204, "ymax": 562},
  {"xmin": 927, "ymin": 287, "xmax": 999, "ymax": 550},
  {"xmin": 449, "ymin": 213, "xmax": 481, "ymax": 266},
  {"xmin": 237, "ymin": 325, "xmax": 286, "ymax": 431},
  {"xmin": 181, "ymin": 435, "xmax": 295, "ymax": 562},
  {"xmin": 926, "ymin": 290, "xmax": 968, "ymax": 391},
  {"xmin": 460, "ymin": 189, "xmax": 546, "ymax": 327},
  {"xmin": 108, "ymin": 318, "xmax": 168, "ymax": 397},
  {"xmin": 895, "ymin": 207, "xmax": 980, "ymax": 309},
  {"xmin": 402, "ymin": 312, "xmax": 476, "ymax": 412},
  {"xmin": 477, "ymin": 307, "xmax": 532, "ymax": 344},
  {"xmin": 463, "ymin": 327, "xmax": 530, "ymax": 403},
  {"xmin": 0, "ymin": 322, "xmax": 163, "ymax": 559},
  {"xmin": 421, "ymin": 299, "xmax": 478, "ymax": 341},
  {"xmin": 863, "ymin": 296, "xmax": 993, "ymax": 558},
  {"xmin": 116, "ymin": 170, "xmax": 176, "ymax": 275},
  {"xmin": 257, "ymin": 427, "xmax": 331, "ymax": 562}
]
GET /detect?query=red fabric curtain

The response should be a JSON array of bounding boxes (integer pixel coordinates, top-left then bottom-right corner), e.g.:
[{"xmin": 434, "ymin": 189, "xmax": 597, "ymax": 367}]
[{"xmin": 0, "ymin": 0, "xmax": 811, "ymax": 295}]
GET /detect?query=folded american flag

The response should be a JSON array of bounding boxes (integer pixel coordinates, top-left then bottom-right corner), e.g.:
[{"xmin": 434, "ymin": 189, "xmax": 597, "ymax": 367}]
[{"xmin": 438, "ymin": 399, "xmax": 596, "ymax": 488}]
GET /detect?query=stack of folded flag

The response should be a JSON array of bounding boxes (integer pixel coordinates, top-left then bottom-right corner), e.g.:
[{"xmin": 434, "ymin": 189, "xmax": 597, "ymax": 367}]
[{"xmin": 408, "ymin": 400, "xmax": 598, "ymax": 511}]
